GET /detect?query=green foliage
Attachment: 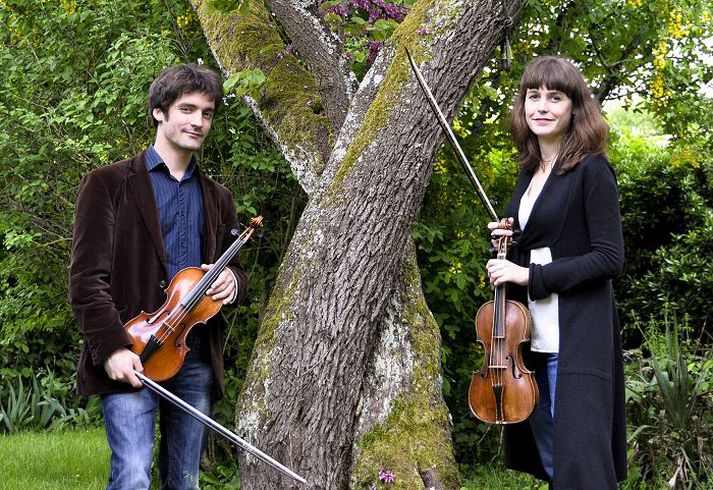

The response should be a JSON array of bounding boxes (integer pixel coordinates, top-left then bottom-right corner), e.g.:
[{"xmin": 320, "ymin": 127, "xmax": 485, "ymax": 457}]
[
  {"xmin": 0, "ymin": 0, "xmax": 303, "ymax": 441},
  {"xmin": 610, "ymin": 129, "xmax": 713, "ymax": 342},
  {"xmin": 0, "ymin": 371, "xmax": 101, "ymax": 434},
  {"xmin": 1, "ymin": 0, "xmax": 712, "ymax": 486},
  {"xmin": 414, "ymin": 81, "xmax": 522, "ymax": 461},
  {"xmin": 412, "ymin": 2, "xmax": 713, "ymax": 468},
  {"xmin": 318, "ymin": 0, "xmax": 412, "ymax": 80},
  {"xmin": 0, "ymin": 376, "xmax": 64, "ymax": 433},
  {"xmin": 460, "ymin": 464, "xmax": 545, "ymax": 489},
  {"xmin": 223, "ymin": 68, "xmax": 267, "ymax": 98},
  {"xmin": 625, "ymin": 316, "xmax": 713, "ymax": 488},
  {"xmin": 0, "ymin": 0, "xmax": 195, "ymax": 384},
  {"xmin": 200, "ymin": 459, "xmax": 241, "ymax": 489}
]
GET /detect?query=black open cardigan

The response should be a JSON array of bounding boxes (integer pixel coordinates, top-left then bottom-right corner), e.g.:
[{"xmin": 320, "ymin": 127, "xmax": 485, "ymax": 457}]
[{"xmin": 502, "ymin": 154, "xmax": 628, "ymax": 489}]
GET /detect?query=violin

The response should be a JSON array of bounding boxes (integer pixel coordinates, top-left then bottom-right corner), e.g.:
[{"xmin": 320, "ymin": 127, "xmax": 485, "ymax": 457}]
[
  {"xmin": 468, "ymin": 220, "xmax": 538, "ymax": 424},
  {"xmin": 124, "ymin": 216, "xmax": 263, "ymax": 381}
]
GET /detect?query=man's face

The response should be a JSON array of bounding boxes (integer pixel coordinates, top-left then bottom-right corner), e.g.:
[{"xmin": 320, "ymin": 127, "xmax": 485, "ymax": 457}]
[{"xmin": 153, "ymin": 91, "xmax": 216, "ymax": 152}]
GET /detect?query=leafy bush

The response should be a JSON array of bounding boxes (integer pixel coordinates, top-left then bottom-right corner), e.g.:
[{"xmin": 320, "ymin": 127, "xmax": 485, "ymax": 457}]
[
  {"xmin": 0, "ymin": 376, "xmax": 64, "ymax": 433},
  {"xmin": 0, "ymin": 371, "xmax": 101, "ymax": 433},
  {"xmin": 611, "ymin": 130, "xmax": 713, "ymax": 345},
  {"xmin": 625, "ymin": 316, "xmax": 713, "ymax": 488},
  {"xmin": 0, "ymin": 0, "xmax": 197, "ymax": 387},
  {"xmin": 416, "ymin": 123, "xmax": 519, "ymax": 463}
]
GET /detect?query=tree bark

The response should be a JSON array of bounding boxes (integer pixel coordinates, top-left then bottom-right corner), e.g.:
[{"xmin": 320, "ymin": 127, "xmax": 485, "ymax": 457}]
[{"xmin": 192, "ymin": 0, "xmax": 524, "ymax": 487}]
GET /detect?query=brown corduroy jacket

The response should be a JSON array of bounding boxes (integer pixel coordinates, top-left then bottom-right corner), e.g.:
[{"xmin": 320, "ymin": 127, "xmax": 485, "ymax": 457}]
[{"xmin": 69, "ymin": 151, "xmax": 246, "ymax": 398}]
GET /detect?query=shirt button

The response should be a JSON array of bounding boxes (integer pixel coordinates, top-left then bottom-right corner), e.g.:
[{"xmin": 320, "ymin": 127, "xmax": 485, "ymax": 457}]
[{"xmin": 159, "ymin": 280, "xmax": 168, "ymax": 288}]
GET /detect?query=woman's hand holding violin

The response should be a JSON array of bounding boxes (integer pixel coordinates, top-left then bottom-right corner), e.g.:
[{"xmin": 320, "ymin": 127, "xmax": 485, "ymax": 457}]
[{"xmin": 486, "ymin": 217, "xmax": 529, "ymax": 287}]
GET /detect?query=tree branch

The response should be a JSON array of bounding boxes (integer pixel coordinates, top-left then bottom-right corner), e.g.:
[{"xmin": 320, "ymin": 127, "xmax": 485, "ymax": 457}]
[
  {"xmin": 264, "ymin": 0, "xmax": 357, "ymax": 131},
  {"xmin": 191, "ymin": 0, "xmax": 333, "ymax": 195}
]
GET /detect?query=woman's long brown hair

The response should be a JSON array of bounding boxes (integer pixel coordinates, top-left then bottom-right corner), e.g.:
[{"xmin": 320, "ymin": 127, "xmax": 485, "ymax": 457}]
[{"xmin": 509, "ymin": 56, "xmax": 608, "ymax": 174}]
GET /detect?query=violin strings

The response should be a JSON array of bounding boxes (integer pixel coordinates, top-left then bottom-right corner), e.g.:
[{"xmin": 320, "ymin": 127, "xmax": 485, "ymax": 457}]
[
  {"xmin": 490, "ymin": 236, "xmax": 507, "ymax": 421},
  {"xmin": 146, "ymin": 227, "xmax": 254, "ymax": 351}
]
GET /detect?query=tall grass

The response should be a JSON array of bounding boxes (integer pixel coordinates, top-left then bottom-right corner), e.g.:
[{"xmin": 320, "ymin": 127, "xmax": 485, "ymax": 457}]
[{"xmin": 0, "ymin": 427, "xmax": 108, "ymax": 489}]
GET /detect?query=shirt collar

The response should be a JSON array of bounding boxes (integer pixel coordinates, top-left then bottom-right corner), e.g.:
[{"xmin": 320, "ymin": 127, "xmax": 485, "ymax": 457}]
[{"xmin": 145, "ymin": 145, "xmax": 198, "ymax": 179}]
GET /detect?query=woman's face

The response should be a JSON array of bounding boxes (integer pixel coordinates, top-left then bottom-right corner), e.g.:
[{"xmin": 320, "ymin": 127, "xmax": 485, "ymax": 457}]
[{"xmin": 524, "ymin": 85, "xmax": 573, "ymax": 145}]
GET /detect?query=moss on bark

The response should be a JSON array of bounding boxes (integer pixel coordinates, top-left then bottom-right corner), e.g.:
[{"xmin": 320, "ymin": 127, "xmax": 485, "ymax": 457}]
[
  {"xmin": 329, "ymin": 0, "xmax": 448, "ymax": 194},
  {"xmin": 191, "ymin": 0, "xmax": 332, "ymax": 171},
  {"xmin": 351, "ymin": 253, "xmax": 459, "ymax": 489}
]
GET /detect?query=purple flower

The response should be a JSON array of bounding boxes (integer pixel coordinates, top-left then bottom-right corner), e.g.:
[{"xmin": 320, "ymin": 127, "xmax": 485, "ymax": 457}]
[
  {"xmin": 378, "ymin": 468, "xmax": 395, "ymax": 484},
  {"xmin": 366, "ymin": 40, "xmax": 382, "ymax": 64},
  {"xmin": 318, "ymin": 0, "xmax": 409, "ymax": 23}
]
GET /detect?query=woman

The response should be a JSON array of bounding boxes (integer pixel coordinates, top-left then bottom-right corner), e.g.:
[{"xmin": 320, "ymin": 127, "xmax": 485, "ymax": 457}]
[{"xmin": 485, "ymin": 56, "xmax": 628, "ymax": 489}]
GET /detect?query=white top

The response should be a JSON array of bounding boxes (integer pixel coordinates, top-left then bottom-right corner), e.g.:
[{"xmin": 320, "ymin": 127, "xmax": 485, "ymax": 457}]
[{"xmin": 518, "ymin": 179, "xmax": 560, "ymax": 353}]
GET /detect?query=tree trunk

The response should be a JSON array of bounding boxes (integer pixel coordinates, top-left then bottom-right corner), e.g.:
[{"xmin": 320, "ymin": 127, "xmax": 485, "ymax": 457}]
[{"xmin": 192, "ymin": 0, "xmax": 524, "ymax": 487}]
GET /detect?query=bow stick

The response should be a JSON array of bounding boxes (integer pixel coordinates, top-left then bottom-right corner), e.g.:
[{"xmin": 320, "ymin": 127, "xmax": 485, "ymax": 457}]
[
  {"xmin": 135, "ymin": 371, "xmax": 308, "ymax": 485},
  {"xmin": 405, "ymin": 48, "xmax": 499, "ymax": 222}
]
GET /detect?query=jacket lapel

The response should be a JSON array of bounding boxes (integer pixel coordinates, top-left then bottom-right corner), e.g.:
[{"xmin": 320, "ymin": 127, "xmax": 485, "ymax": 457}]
[
  {"xmin": 199, "ymin": 169, "xmax": 218, "ymax": 263},
  {"xmin": 127, "ymin": 152, "xmax": 168, "ymax": 275}
]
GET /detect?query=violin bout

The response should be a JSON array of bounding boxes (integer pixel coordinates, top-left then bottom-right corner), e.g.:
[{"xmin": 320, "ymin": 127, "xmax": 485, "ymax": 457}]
[
  {"xmin": 125, "ymin": 267, "xmax": 222, "ymax": 382},
  {"xmin": 468, "ymin": 299, "xmax": 539, "ymax": 425}
]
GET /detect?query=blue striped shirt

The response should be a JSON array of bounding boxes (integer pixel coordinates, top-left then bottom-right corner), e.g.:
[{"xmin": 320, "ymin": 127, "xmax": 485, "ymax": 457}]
[{"xmin": 145, "ymin": 146, "xmax": 204, "ymax": 281}]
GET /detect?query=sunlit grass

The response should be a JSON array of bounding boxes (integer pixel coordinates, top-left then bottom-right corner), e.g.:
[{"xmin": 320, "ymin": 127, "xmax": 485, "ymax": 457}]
[
  {"xmin": 0, "ymin": 427, "xmax": 108, "ymax": 490},
  {"xmin": 461, "ymin": 464, "xmax": 547, "ymax": 489}
]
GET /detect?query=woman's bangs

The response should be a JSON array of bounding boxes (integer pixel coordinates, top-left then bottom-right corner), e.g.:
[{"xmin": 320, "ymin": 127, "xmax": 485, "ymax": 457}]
[{"xmin": 521, "ymin": 59, "xmax": 577, "ymax": 97}]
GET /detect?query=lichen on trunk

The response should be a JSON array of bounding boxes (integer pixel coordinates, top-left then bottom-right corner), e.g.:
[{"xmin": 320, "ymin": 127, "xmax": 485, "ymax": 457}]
[
  {"xmin": 191, "ymin": 0, "xmax": 332, "ymax": 187},
  {"xmin": 350, "ymin": 241, "xmax": 459, "ymax": 489}
]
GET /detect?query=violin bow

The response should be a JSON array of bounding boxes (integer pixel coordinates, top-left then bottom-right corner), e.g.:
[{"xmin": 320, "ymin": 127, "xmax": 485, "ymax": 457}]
[
  {"xmin": 405, "ymin": 48, "xmax": 499, "ymax": 222},
  {"xmin": 134, "ymin": 371, "xmax": 309, "ymax": 485}
]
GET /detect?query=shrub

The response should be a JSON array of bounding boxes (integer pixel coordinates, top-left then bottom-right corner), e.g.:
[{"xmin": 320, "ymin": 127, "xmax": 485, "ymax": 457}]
[
  {"xmin": 0, "ymin": 371, "xmax": 101, "ymax": 433},
  {"xmin": 611, "ymin": 131, "xmax": 713, "ymax": 346},
  {"xmin": 625, "ymin": 315, "xmax": 713, "ymax": 488}
]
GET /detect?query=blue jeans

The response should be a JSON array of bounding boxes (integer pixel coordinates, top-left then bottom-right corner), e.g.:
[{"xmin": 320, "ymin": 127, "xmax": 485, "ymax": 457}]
[
  {"xmin": 529, "ymin": 352, "xmax": 558, "ymax": 481},
  {"xmin": 101, "ymin": 345, "xmax": 213, "ymax": 490}
]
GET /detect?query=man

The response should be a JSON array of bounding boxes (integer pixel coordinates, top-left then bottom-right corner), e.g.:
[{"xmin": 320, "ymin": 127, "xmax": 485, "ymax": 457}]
[{"xmin": 69, "ymin": 64, "xmax": 247, "ymax": 489}]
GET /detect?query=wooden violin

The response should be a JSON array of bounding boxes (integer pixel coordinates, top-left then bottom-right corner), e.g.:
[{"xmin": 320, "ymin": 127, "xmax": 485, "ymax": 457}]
[
  {"xmin": 468, "ymin": 221, "xmax": 539, "ymax": 424},
  {"xmin": 124, "ymin": 216, "xmax": 263, "ymax": 381}
]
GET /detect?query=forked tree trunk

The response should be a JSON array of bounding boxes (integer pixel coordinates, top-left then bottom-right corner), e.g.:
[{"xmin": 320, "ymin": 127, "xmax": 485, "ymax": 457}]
[{"xmin": 191, "ymin": 0, "xmax": 524, "ymax": 487}]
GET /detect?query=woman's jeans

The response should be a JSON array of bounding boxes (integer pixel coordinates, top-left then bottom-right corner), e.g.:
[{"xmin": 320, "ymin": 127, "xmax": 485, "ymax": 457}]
[
  {"xmin": 529, "ymin": 352, "xmax": 559, "ymax": 481},
  {"xmin": 101, "ymin": 346, "xmax": 213, "ymax": 490}
]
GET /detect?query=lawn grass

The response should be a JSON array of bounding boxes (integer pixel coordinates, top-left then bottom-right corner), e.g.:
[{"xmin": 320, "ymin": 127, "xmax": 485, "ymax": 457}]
[
  {"xmin": 2, "ymin": 428, "xmax": 705, "ymax": 489},
  {"xmin": 0, "ymin": 427, "xmax": 546, "ymax": 489},
  {"xmin": 0, "ymin": 427, "xmax": 108, "ymax": 490},
  {"xmin": 461, "ymin": 465, "xmax": 548, "ymax": 489}
]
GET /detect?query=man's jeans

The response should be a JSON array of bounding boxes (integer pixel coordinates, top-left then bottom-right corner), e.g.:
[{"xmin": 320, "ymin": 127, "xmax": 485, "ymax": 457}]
[
  {"xmin": 529, "ymin": 352, "xmax": 559, "ymax": 481},
  {"xmin": 101, "ymin": 348, "xmax": 213, "ymax": 490}
]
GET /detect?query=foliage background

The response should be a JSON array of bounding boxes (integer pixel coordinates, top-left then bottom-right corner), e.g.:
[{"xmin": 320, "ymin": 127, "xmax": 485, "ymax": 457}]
[{"xmin": 1, "ymin": 0, "xmax": 711, "ymax": 487}]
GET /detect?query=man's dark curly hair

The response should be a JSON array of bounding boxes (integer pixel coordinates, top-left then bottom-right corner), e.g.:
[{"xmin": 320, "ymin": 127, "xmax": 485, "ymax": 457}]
[{"xmin": 148, "ymin": 64, "xmax": 223, "ymax": 128}]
